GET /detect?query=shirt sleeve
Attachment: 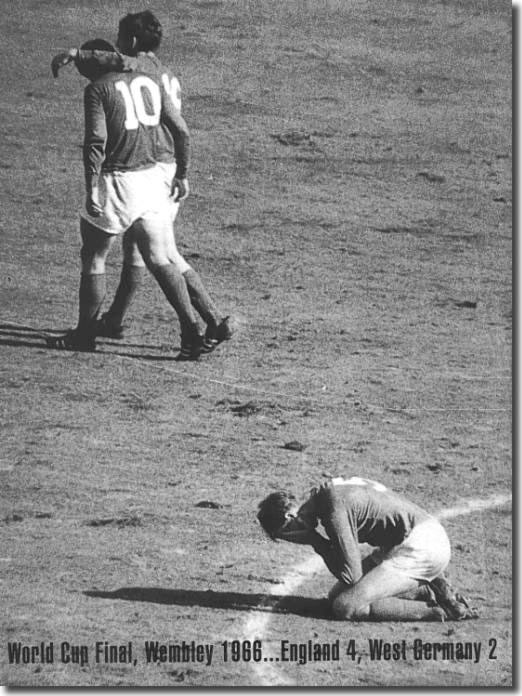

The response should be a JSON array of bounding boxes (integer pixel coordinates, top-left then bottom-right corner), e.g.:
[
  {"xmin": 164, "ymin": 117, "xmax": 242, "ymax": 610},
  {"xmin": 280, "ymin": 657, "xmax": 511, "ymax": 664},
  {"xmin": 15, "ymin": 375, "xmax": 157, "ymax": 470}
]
[
  {"xmin": 83, "ymin": 83, "xmax": 107, "ymax": 188},
  {"xmin": 160, "ymin": 86, "xmax": 190, "ymax": 179},
  {"xmin": 75, "ymin": 50, "xmax": 138, "ymax": 73},
  {"xmin": 318, "ymin": 485, "xmax": 363, "ymax": 585}
]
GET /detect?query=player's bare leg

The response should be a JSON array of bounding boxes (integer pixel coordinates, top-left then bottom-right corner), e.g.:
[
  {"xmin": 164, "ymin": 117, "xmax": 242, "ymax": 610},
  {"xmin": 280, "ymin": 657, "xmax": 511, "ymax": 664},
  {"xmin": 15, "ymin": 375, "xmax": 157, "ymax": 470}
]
[
  {"xmin": 47, "ymin": 219, "xmax": 115, "ymax": 351},
  {"xmin": 330, "ymin": 564, "xmax": 445, "ymax": 622},
  {"xmin": 131, "ymin": 217, "xmax": 203, "ymax": 360}
]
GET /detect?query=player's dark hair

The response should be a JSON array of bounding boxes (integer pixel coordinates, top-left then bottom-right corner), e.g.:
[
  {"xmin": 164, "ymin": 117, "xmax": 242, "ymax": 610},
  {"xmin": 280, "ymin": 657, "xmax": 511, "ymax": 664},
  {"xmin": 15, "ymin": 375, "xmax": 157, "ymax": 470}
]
[
  {"xmin": 118, "ymin": 11, "xmax": 163, "ymax": 52},
  {"xmin": 257, "ymin": 491, "xmax": 296, "ymax": 540},
  {"xmin": 78, "ymin": 39, "xmax": 117, "ymax": 80}
]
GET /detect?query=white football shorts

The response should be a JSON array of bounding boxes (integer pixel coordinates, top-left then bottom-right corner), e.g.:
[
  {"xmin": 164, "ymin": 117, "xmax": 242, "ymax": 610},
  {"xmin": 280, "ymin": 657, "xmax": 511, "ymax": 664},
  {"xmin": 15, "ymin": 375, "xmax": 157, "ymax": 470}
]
[
  {"xmin": 81, "ymin": 162, "xmax": 180, "ymax": 236},
  {"xmin": 370, "ymin": 518, "xmax": 451, "ymax": 582},
  {"xmin": 81, "ymin": 162, "xmax": 190, "ymax": 273}
]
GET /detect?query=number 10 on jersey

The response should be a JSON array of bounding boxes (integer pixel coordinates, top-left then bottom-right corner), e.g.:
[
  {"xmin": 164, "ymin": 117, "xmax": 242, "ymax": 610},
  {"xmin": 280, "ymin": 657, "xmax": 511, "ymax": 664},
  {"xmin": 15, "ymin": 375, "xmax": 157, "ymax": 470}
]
[{"xmin": 115, "ymin": 74, "xmax": 181, "ymax": 131}]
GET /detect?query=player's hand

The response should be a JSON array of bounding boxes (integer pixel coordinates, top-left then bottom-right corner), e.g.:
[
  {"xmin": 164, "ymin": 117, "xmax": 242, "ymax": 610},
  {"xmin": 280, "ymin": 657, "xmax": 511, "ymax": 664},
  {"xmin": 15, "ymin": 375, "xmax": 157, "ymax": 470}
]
[
  {"xmin": 86, "ymin": 189, "xmax": 102, "ymax": 217},
  {"xmin": 51, "ymin": 49, "xmax": 78, "ymax": 78},
  {"xmin": 276, "ymin": 520, "xmax": 318, "ymax": 545},
  {"xmin": 172, "ymin": 177, "xmax": 189, "ymax": 202}
]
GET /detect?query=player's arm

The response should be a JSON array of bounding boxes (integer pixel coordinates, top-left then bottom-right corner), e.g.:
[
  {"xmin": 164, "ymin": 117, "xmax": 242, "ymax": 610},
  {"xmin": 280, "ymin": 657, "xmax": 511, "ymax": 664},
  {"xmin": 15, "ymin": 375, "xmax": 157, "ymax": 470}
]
[
  {"xmin": 308, "ymin": 532, "xmax": 346, "ymax": 578},
  {"xmin": 318, "ymin": 486, "xmax": 363, "ymax": 586},
  {"xmin": 160, "ymin": 92, "xmax": 190, "ymax": 202},
  {"xmin": 82, "ymin": 83, "xmax": 107, "ymax": 217},
  {"xmin": 51, "ymin": 49, "xmax": 137, "ymax": 78}
]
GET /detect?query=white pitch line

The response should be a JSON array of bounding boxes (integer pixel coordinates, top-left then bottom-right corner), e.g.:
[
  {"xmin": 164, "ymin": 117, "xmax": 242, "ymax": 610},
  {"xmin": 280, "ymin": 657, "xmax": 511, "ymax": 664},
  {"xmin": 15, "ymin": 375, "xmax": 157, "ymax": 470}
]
[
  {"xmin": 242, "ymin": 555, "xmax": 326, "ymax": 686},
  {"xmin": 436, "ymin": 494, "xmax": 511, "ymax": 520},
  {"xmin": 242, "ymin": 493, "xmax": 512, "ymax": 687}
]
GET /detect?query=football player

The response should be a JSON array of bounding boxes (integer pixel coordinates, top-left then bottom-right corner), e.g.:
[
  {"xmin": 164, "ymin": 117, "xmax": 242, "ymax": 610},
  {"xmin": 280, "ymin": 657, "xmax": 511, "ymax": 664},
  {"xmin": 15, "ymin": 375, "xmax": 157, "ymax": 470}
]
[
  {"xmin": 258, "ymin": 476, "xmax": 478, "ymax": 621},
  {"xmin": 51, "ymin": 11, "xmax": 232, "ymax": 355},
  {"xmin": 47, "ymin": 38, "xmax": 203, "ymax": 359}
]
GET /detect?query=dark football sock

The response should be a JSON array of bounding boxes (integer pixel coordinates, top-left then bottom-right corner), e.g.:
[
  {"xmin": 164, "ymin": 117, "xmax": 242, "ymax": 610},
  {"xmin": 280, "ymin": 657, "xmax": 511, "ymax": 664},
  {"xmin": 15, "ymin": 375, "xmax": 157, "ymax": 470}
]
[
  {"xmin": 397, "ymin": 584, "xmax": 434, "ymax": 603},
  {"xmin": 77, "ymin": 272, "xmax": 105, "ymax": 336},
  {"xmin": 151, "ymin": 263, "xmax": 199, "ymax": 331},
  {"xmin": 183, "ymin": 268, "xmax": 220, "ymax": 328},
  {"xmin": 105, "ymin": 264, "xmax": 145, "ymax": 326},
  {"xmin": 368, "ymin": 598, "xmax": 444, "ymax": 622}
]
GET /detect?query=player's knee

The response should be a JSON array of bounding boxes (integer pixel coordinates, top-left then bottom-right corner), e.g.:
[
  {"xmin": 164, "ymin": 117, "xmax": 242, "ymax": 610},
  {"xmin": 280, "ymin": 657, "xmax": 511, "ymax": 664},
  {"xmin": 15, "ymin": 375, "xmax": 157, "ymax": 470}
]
[
  {"xmin": 141, "ymin": 247, "xmax": 170, "ymax": 270},
  {"xmin": 328, "ymin": 580, "xmax": 348, "ymax": 603},
  {"xmin": 123, "ymin": 246, "xmax": 146, "ymax": 268},
  {"xmin": 167, "ymin": 253, "xmax": 190, "ymax": 274},
  {"xmin": 331, "ymin": 595, "xmax": 370, "ymax": 621}
]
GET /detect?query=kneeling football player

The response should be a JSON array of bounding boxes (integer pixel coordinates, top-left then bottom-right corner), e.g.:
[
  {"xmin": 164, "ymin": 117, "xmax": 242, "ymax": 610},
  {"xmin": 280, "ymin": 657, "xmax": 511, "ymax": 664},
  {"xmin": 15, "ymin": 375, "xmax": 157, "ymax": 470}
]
[{"xmin": 257, "ymin": 476, "xmax": 478, "ymax": 622}]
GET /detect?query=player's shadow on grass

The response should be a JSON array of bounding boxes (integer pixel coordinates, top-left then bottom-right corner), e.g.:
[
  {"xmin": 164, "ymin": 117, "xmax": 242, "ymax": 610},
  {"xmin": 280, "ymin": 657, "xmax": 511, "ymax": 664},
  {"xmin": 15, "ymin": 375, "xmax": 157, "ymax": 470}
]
[
  {"xmin": 108, "ymin": 349, "xmax": 182, "ymax": 362},
  {"xmin": 84, "ymin": 587, "xmax": 331, "ymax": 619},
  {"xmin": 0, "ymin": 336, "xmax": 47, "ymax": 349},
  {"xmin": 0, "ymin": 324, "xmax": 67, "ymax": 351},
  {"xmin": 0, "ymin": 325, "xmax": 51, "ymax": 349},
  {"xmin": 0, "ymin": 323, "xmax": 174, "ymax": 355}
]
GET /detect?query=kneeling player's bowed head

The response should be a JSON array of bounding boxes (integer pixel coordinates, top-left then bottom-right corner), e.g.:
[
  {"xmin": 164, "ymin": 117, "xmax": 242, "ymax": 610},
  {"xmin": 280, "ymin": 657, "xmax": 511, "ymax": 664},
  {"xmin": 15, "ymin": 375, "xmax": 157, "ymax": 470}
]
[
  {"xmin": 77, "ymin": 39, "xmax": 116, "ymax": 81},
  {"xmin": 117, "ymin": 10, "xmax": 163, "ymax": 55},
  {"xmin": 257, "ymin": 491, "xmax": 297, "ymax": 540}
]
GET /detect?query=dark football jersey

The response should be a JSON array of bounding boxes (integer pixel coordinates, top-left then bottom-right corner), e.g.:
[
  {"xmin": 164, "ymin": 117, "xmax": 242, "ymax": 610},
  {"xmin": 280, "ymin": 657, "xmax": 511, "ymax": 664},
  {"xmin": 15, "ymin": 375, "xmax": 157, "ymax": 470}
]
[
  {"xmin": 77, "ymin": 50, "xmax": 181, "ymax": 166},
  {"xmin": 309, "ymin": 477, "xmax": 432, "ymax": 585},
  {"xmin": 83, "ymin": 67, "xmax": 188, "ymax": 185}
]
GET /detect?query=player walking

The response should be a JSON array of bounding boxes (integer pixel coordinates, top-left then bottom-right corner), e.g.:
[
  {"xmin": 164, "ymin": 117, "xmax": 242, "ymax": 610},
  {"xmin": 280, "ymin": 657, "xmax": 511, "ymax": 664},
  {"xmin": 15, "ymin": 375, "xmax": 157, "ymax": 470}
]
[
  {"xmin": 51, "ymin": 11, "xmax": 232, "ymax": 355},
  {"xmin": 257, "ymin": 476, "xmax": 478, "ymax": 622},
  {"xmin": 47, "ymin": 38, "xmax": 203, "ymax": 359}
]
